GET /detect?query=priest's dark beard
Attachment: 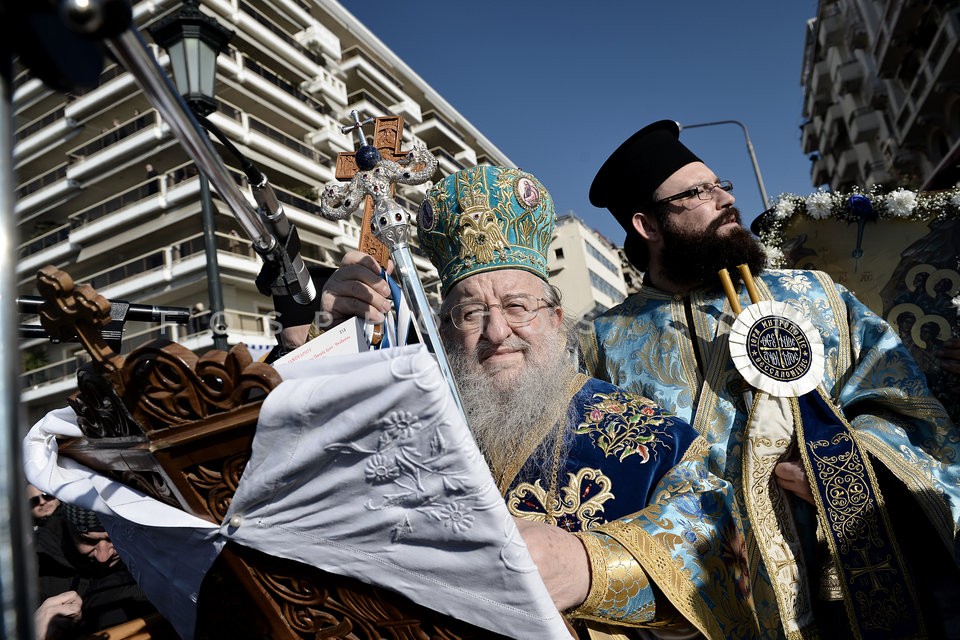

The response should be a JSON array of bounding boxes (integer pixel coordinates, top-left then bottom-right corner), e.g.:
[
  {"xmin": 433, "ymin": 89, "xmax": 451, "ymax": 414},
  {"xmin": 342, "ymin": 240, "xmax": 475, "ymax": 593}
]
[
  {"xmin": 658, "ymin": 206, "xmax": 767, "ymax": 289},
  {"xmin": 446, "ymin": 333, "xmax": 576, "ymax": 485}
]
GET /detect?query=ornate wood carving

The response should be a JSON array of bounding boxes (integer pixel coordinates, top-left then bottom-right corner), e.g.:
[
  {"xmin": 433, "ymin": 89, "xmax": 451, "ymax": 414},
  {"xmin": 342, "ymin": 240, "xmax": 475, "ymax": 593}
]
[
  {"xmin": 41, "ymin": 266, "xmax": 519, "ymax": 640},
  {"xmin": 196, "ymin": 544, "xmax": 511, "ymax": 640},
  {"xmin": 120, "ymin": 338, "xmax": 279, "ymax": 433}
]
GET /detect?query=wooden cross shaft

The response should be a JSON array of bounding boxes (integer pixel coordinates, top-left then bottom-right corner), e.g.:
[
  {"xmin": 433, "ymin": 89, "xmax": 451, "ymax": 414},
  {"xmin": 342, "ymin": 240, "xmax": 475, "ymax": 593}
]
[{"xmin": 335, "ymin": 115, "xmax": 407, "ymax": 268}]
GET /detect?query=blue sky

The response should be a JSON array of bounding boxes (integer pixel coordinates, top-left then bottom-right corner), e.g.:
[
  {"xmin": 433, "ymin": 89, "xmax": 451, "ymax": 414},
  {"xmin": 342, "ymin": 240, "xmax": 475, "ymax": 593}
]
[{"xmin": 341, "ymin": 1, "xmax": 820, "ymax": 245}]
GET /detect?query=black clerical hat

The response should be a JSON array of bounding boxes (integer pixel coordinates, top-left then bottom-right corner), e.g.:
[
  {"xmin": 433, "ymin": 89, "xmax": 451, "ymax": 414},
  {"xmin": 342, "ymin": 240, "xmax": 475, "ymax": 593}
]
[{"xmin": 589, "ymin": 120, "xmax": 702, "ymax": 230}]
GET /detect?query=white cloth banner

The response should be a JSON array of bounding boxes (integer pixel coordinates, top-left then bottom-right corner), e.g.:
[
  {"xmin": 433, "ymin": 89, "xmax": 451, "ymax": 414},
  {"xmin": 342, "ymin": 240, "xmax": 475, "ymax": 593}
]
[{"xmin": 24, "ymin": 345, "xmax": 570, "ymax": 640}]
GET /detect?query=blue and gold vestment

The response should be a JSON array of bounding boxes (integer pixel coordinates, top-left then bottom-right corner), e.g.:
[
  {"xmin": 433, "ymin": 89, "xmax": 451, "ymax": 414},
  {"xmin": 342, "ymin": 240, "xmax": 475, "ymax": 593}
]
[
  {"xmin": 584, "ymin": 269, "xmax": 960, "ymax": 639},
  {"xmin": 503, "ymin": 374, "xmax": 760, "ymax": 639}
]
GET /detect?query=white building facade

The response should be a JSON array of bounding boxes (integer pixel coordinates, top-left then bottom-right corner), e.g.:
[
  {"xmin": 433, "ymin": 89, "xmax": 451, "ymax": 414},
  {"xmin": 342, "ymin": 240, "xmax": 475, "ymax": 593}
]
[
  {"xmin": 15, "ymin": 0, "xmax": 514, "ymax": 423},
  {"xmin": 547, "ymin": 214, "xmax": 628, "ymax": 322},
  {"xmin": 800, "ymin": 0, "xmax": 960, "ymax": 191}
]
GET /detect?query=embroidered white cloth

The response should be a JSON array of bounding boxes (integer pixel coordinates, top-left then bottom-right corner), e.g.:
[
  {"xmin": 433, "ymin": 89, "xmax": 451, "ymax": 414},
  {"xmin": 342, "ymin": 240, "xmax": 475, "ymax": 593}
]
[
  {"xmin": 230, "ymin": 345, "xmax": 570, "ymax": 638},
  {"xmin": 24, "ymin": 345, "xmax": 570, "ymax": 640}
]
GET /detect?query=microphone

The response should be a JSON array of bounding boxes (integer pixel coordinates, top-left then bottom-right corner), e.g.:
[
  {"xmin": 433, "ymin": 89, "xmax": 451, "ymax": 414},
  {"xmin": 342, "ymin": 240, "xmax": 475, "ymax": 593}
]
[
  {"xmin": 248, "ymin": 168, "xmax": 316, "ymax": 305},
  {"xmin": 17, "ymin": 296, "xmax": 191, "ymax": 324}
]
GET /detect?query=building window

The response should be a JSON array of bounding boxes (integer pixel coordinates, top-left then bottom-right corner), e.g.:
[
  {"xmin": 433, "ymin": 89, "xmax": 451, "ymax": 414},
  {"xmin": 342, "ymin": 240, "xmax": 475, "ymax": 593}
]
[
  {"xmin": 589, "ymin": 269, "xmax": 623, "ymax": 301},
  {"xmin": 585, "ymin": 242, "xmax": 618, "ymax": 275},
  {"xmin": 555, "ymin": 248, "xmax": 564, "ymax": 259}
]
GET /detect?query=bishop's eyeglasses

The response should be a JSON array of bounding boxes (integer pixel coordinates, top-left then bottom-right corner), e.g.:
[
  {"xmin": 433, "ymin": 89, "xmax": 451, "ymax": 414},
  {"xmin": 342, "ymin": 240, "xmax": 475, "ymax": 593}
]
[
  {"xmin": 447, "ymin": 294, "xmax": 553, "ymax": 331},
  {"xmin": 656, "ymin": 180, "xmax": 733, "ymax": 205}
]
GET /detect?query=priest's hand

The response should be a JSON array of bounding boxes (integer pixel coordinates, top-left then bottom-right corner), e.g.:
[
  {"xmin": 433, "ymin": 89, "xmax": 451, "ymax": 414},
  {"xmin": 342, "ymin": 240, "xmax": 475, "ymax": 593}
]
[
  {"xmin": 320, "ymin": 250, "xmax": 393, "ymax": 328},
  {"xmin": 513, "ymin": 517, "xmax": 590, "ymax": 612},
  {"xmin": 774, "ymin": 460, "xmax": 815, "ymax": 504},
  {"xmin": 939, "ymin": 337, "xmax": 960, "ymax": 375}
]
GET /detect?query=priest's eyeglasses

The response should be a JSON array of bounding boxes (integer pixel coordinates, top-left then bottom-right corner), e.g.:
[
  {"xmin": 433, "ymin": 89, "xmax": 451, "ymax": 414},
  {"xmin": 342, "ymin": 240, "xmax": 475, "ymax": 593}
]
[
  {"xmin": 656, "ymin": 180, "xmax": 733, "ymax": 205},
  {"xmin": 447, "ymin": 294, "xmax": 553, "ymax": 330}
]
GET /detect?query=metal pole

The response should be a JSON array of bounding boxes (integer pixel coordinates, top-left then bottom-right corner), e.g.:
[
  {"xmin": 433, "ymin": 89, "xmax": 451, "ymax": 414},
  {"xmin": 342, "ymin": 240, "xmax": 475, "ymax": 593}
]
[
  {"xmin": 199, "ymin": 173, "xmax": 228, "ymax": 350},
  {"xmin": 106, "ymin": 29, "xmax": 275, "ymax": 251},
  {"xmin": 680, "ymin": 119, "xmax": 771, "ymax": 211},
  {"xmin": 0, "ymin": 53, "xmax": 37, "ymax": 640}
]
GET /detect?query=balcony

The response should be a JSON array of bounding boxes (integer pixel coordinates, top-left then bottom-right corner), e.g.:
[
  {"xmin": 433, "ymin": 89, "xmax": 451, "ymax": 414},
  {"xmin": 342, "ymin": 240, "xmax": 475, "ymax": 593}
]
[
  {"xmin": 300, "ymin": 66, "xmax": 348, "ymax": 108},
  {"xmin": 341, "ymin": 48, "xmax": 412, "ymax": 117},
  {"xmin": 295, "ymin": 23, "xmax": 341, "ymax": 60},
  {"xmin": 800, "ymin": 117, "xmax": 822, "ymax": 155},
  {"xmin": 233, "ymin": 0, "xmax": 324, "ymax": 75},
  {"xmin": 817, "ymin": 4, "xmax": 845, "ymax": 49},
  {"xmin": 347, "ymin": 89, "xmax": 390, "ymax": 119},
  {"xmin": 305, "ymin": 114, "xmax": 353, "ymax": 156},
  {"xmin": 874, "ymin": 1, "xmax": 928, "ymax": 79},
  {"xmin": 20, "ymin": 304, "xmax": 281, "ymax": 404},
  {"xmin": 810, "ymin": 154, "xmax": 831, "ymax": 187},
  {"xmin": 390, "ymin": 98, "xmax": 422, "ymax": 125},
  {"xmin": 413, "ymin": 112, "xmax": 469, "ymax": 154},
  {"xmin": 822, "ymin": 103, "xmax": 844, "ymax": 149},
  {"xmin": 231, "ymin": 53, "xmax": 330, "ymax": 123},
  {"xmin": 807, "ymin": 60, "xmax": 832, "ymax": 101},
  {"xmin": 454, "ymin": 147, "xmax": 478, "ymax": 167},
  {"xmin": 833, "ymin": 55, "xmax": 866, "ymax": 95},
  {"xmin": 834, "ymin": 147, "xmax": 860, "ymax": 184},
  {"xmin": 431, "ymin": 147, "xmax": 465, "ymax": 176},
  {"xmin": 849, "ymin": 109, "xmax": 884, "ymax": 143}
]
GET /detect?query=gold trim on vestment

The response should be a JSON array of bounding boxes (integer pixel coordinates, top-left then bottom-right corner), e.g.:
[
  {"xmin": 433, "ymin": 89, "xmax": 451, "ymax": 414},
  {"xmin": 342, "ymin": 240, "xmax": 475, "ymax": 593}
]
[
  {"xmin": 810, "ymin": 270, "xmax": 851, "ymax": 389},
  {"xmin": 569, "ymin": 532, "xmax": 613, "ymax": 616},
  {"xmin": 689, "ymin": 291, "xmax": 734, "ymax": 447},
  {"xmin": 585, "ymin": 437, "xmax": 742, "ymax": 640},
  {"xmin": 857, "ymin": 431, "xmax": 956, "ymax": 552},
  {"xmin": 569, "ymin": 531, "xmax": 652, "ymax": 624},
  {"xmin": 596, "ymin": 521, "xmax": 722, "ymax": 640},
  {"xmin": 795, "ymin": 387, "xmax": 926, "ymax": 639},
  {"xmin": 741, "ymin": 392, "xmax": 816, "ymax": 636}
]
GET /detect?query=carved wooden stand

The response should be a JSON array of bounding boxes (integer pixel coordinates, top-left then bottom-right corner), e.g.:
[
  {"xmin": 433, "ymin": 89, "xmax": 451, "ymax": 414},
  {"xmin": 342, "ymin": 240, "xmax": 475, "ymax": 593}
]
[{"xmin": 39, "ymin": 266, "xmax": 509, "ymax": 640}]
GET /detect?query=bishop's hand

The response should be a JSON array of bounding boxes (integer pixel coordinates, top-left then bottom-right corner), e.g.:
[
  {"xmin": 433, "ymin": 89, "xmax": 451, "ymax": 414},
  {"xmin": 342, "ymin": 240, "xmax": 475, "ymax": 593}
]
[
  {"xmin": 513, "ymin": 517, "xmax": 590, "ymax": 612},
  {"xmin": 320, "ymin": 250, "xmax": 394, "ymax": 328}
]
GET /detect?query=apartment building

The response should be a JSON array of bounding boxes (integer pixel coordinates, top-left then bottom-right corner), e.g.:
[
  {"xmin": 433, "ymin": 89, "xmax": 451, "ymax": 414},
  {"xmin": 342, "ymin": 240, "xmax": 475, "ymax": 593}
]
[
  {"xmin": 547, "ymin": 214, "xmax": 628, "ymax": 322},
  {"xmin": 800, "ymin": 0, "xmax": 960, "ymax": 192},
  {"xmin": 15, "ymin": 0, "xmax": 513, "ymax": 423}
]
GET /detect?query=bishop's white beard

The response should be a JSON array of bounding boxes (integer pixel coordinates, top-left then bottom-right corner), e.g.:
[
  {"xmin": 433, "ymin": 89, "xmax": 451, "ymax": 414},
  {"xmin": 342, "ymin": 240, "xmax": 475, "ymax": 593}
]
[{"xmin": 446, "ymin": 332, "xmax": 576, "ymax": 483}]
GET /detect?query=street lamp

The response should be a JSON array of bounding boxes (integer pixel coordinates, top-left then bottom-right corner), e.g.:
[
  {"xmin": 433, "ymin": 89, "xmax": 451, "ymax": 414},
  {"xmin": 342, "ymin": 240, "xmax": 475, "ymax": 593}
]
[
  {"xmin": 679, "ymin": 120, "xmax": 771, "ymax": 212},
  {"xmin": 149, "ymin": 0, "xmax": 232, "ymax": 350}
]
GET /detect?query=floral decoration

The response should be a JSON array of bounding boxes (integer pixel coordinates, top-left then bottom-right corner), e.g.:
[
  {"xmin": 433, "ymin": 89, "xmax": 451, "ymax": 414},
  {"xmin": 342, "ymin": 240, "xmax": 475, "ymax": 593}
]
[
  {"xmin": 574, "ymin": 391, "xmax": 669, "ymax": 463},
  {"xmin": 758, "ymin": 185, "xmax": 960, "ymax": 268},
  {"xmin": 325, "ymin": 407, "xmax": 487, "ymax": 543}
]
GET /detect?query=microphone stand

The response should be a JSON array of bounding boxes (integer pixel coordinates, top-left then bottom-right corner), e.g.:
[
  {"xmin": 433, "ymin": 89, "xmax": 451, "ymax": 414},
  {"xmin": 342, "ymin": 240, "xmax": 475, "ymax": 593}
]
[{"xmin": 105, "ymin": 28, "xmax": 315, "ymax": 305}]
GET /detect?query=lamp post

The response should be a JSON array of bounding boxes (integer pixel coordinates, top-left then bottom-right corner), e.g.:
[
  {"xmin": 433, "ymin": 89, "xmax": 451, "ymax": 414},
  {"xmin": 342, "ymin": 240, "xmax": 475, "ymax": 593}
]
[
  {"xmin": 149, "ymin": 0, "xmax": 232, "ymax": 350},
  {"xmin": 679, "ymin": 120, "xmax": 771, "ymax": 212}
]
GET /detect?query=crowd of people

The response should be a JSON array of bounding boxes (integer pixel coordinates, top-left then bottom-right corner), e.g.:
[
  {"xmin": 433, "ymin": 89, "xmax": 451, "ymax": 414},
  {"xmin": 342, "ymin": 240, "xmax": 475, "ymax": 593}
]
[
  {"xmin": 25, "ymin": 484, "xmax": 175, "ymax": 639},
  {"xmin": 26, "ymin": 119, "xmax": 960, "ymax": 639}
]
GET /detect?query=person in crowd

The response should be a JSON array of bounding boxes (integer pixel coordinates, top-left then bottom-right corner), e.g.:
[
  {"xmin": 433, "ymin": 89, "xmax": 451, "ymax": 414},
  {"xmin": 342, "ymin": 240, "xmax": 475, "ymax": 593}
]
[
  {"xmin": 144, "ymin": 163, "xmax": 159, "ymax": 195},
  {"xmin": 27, "ymin": 483, "xmax": 60, "ymax": 530},
  {"xmin": 35, "ymin": 502, "xmax": 174, "ymax": 639},
  {"xmin": 319, "ymin": 165, "xmax": 762, "ymax": 638},
  {"xmin": 585, "ymin": 120, "xmax": 960, "ymax": 638}
]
